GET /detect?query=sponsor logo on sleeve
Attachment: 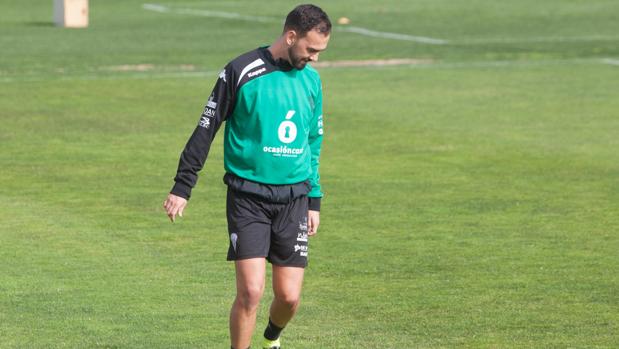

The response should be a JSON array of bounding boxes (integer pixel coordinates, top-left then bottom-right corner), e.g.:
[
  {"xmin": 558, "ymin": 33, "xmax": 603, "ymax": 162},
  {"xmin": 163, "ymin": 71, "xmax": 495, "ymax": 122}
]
[
  {"xmin": 199, "ymin": 116, "xmax": 211, "ymax": 128},
  {"xmin": 199, "ymin": 94, "xmax": 217, "ymax": 128},
  {"xmin": 219, "ymin": 69, "xmax": 227, "ymax": 82},
  {"xmin": 199, "ymin": 107, "xmax": 216, "ymax": 128},
  {"xmin": 207, "ymin": 95, "xmax": 217, "ymax": 109},
  {"xmin": 202, "ymin": 107, "xmax": 216, "ymax": 118},
  {"xmin": 247, "ymin": 67, "xmax": 266, "ymax": 78}
]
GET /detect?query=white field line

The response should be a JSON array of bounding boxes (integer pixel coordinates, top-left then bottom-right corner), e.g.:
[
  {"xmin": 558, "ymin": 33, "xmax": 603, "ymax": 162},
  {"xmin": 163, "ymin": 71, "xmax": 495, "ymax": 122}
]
[
  {"xmin": 335, "ymin": 26, "xmax": 447, "ymax": 45},
  {"xmin": 459, "ymin": 35, "xmax": 619, "ymax": 45},
  {"xmin": 408, "ymin": 58, "xmax": 602, "ymax": 70},
  {"xmin": 141, "ymin": 3, "xmax": 619, "ymax": 46},
  {"xmin": 141, "ymin": 3, "xmax": 447, "ymax": 44},
  {"xmin": 0, "ymin": 71, "xmax": 219, "ymax": 83},
  {"xmin": 159, "ymin": 1, "xmax": 243, "ymax": 7},
  {"xmin": 312, "ymin": 58, "xmax": 433, "ymax": 68},
  {"xmin": 143, "ymin": 3, "xmax": 275, "ymax": 23},
  {"xmin": 2, "ymin": 58, "xmax": 616, "ymax": 83},
  {"xmin": 601, "ymin": 58, "xmax": 619, "ymax": 66},
  {"xmin": 142, "ymin": 3, "xmax": 168, "ymax": 13},
  {"xmin": 314, "ymin": 58, "xmax": 608, "ymax": 70},
  {"xmin": 100, "ymin": 64, "xmax": 197, "ymax": 72},
  {"xmin": 175, "ymin": 8, "xmax": 275, "ymax": 23}
]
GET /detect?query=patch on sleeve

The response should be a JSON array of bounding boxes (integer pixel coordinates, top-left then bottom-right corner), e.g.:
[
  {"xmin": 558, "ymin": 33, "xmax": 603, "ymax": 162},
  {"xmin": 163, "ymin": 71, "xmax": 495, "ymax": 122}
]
[
  {"xmin": 198, "ymin": 94, "xmax": 217, "ymax": 128},
  {"xmin": 199, "ymin": 116, "xmax": 211, "ymax": 128}
]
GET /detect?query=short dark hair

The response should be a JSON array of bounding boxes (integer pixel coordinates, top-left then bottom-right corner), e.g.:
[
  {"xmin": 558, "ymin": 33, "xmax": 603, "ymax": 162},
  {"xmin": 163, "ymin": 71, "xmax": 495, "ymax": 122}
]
[{"xmin": 284, "ymin": 4, "xmax": 331, "ymax": 37}]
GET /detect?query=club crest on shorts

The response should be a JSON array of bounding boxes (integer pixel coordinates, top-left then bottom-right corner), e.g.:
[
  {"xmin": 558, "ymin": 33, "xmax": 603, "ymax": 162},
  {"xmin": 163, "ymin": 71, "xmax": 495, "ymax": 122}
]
[{"xmin": 230, "ymin": 233, "xmax": 238, "ymax": 252}]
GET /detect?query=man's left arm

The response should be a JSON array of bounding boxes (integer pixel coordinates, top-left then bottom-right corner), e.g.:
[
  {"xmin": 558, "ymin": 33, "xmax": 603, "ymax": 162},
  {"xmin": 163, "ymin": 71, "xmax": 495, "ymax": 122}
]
[{"xmin": 307, "ymin": 80, "xmax": 324, "ymax": 235}]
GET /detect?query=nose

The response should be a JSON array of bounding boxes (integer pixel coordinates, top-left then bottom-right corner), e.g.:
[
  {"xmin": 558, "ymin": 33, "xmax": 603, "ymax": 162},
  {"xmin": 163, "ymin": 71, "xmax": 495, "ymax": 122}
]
[{"xmin": 309, "ymin": 52, "xmax": 319, "ymax": 62}]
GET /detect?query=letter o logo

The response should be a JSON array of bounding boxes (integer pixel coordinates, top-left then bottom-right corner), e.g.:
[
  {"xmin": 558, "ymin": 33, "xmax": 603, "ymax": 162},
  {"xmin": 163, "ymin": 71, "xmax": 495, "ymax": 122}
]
[{"xmin": 278, "ymin": 120, "xmax": 297, "ymax": 144}]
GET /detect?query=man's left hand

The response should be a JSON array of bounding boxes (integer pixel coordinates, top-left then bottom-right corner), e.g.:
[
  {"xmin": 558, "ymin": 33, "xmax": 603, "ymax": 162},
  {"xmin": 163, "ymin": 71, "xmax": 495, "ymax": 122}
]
[{"xmin": 308, "ymin": 210, "xmax": 320, "ymax": 236}]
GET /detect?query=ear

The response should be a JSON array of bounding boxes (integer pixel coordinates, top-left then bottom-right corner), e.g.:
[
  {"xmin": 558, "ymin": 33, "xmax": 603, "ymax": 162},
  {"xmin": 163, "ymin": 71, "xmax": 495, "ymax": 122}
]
[{"xmin": 285, "ymin": 30, "xmax": 297, "ymax": 46}]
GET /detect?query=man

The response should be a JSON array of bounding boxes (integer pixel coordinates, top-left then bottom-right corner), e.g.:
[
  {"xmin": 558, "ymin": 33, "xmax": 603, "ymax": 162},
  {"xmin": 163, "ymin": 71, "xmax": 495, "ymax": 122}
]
[{"xmin": 163, "ymin": 5, "xmax": 331, "ymax": 349}]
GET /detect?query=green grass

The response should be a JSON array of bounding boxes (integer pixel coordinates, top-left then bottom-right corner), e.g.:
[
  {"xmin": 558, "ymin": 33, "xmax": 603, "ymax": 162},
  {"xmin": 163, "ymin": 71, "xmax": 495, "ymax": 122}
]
[{"xmin": 1, "ymin": 0, "xmax": 618, "ymax": 348}]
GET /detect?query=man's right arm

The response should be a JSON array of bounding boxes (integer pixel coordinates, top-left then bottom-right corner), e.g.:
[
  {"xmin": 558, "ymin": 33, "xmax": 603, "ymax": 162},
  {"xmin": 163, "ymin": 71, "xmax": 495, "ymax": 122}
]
[{"xmin": 170, "ymin": 65, "xmax": 236, "ymax": 200}]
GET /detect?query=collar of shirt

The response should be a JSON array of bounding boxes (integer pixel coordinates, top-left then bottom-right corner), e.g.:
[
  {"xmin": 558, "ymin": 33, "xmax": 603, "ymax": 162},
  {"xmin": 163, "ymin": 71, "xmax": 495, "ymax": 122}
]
[{"xmin": 260, "ymin": 46, "xmax": 294, "ymax": 71}]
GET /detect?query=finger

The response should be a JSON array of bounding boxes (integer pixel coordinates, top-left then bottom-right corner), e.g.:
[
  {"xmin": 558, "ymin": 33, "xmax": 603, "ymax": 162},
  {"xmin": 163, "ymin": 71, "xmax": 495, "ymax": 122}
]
[
  {"xmin": 164, "ymin": 199, "xmax": 174, "ymax": 212},
  {"xmin": 172, "ymin": 204, "xmax": 181, "ymax": 221},
  {"xmin": 168, "ymin": 204, "xmax": 178, "ymax": 222},
  {"xmin": 179, "ymin": 205, "xmax": 184, "ymax": 217},
  {"xmin": 310, "ymin": 217, "xmax": 319, "ymax": 236},
  {"xmin": 169, "ymin": 210, "xmax": 176, "ymax": 222}
]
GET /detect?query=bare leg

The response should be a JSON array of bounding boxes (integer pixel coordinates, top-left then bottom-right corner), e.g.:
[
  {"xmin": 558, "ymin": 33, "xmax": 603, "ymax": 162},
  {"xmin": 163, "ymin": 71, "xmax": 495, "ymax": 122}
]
[
  {"xmin": 230, "ymin": 258, "xmax": 266, "ymax": 349},
  {"xmin": 269, "ymin": 265, "xmax": 305, "ymax": 328}
]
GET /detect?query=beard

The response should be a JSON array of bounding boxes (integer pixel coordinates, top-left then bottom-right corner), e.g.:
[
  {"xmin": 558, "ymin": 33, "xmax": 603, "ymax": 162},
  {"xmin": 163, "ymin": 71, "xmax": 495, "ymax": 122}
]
[{"xmin": 287, "ymin": 46, "xmax": 309, "ymax": 70}]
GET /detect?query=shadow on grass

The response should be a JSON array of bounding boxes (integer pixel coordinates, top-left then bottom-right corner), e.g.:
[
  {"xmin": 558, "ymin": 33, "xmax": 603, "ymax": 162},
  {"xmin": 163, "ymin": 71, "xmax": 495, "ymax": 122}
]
[{"xmin": 25, "ymin": 21, "xmax": 56, "ymax": 27}]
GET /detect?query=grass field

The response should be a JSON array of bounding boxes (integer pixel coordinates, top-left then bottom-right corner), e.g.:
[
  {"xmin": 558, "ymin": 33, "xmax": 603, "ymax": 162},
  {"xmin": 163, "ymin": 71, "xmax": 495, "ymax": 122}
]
[{"xmin": 1, "ymin": 0, "xmax": 618, "ymax": 348}]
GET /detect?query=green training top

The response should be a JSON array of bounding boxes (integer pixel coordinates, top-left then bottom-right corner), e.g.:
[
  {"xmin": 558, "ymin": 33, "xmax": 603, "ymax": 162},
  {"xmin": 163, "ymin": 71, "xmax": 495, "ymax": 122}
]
[{"xmin": 171, "ymin": 47, "xmax": 324, "ymax": 204}]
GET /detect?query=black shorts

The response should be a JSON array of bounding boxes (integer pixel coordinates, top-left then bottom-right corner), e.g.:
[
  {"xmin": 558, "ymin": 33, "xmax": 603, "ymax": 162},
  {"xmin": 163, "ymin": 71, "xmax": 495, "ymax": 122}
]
[{"xmin": 226, "ymin": 188, "xmax": 309, "ymax": 268}]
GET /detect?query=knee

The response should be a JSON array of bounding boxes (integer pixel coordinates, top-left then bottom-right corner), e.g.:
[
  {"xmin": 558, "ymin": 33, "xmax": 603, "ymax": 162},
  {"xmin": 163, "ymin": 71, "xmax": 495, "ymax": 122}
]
[
  {"xmin": 236, "ymin": 283, "xmax": 264, "ymax": 310},
  {"xmin": 276, "ymin": 292, "xmax": 301, "ymax": 311}
]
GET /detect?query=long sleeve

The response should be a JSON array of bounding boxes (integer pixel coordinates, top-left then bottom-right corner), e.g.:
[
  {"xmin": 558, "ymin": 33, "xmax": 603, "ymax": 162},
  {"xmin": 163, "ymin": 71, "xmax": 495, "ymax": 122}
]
[
  {"xmin": 170, "ymin": 66, "xmax": 236, "ymax": 199},
  {"xmin": 307, "ymin": 79, "xmax": 324, "ymax": 210}
]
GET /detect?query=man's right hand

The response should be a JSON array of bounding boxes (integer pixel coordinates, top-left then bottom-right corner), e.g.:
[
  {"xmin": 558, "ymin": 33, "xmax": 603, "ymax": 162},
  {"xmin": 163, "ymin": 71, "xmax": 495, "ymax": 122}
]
[{"xmin": 163, "ymin": 193, "xmax": 188, "ymax": 222}]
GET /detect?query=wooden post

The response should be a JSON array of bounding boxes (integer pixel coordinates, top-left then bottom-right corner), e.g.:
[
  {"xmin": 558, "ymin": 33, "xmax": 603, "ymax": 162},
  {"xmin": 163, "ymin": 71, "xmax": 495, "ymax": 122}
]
[{"xmin": 54, "ymin": 0, "xmax": 89, "ymax": 28}]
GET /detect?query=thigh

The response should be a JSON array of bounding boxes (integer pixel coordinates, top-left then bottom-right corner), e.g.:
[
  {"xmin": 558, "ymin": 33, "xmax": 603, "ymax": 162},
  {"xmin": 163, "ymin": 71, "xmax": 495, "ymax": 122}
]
[
  {"xmin": 227, "ymin": 188, "xmax": 271, "ymax": 261},
  {"xmin": 272, "ymin": 264, "xmax": 305, "ymax": 300},
  {"xmin": 235, "ymin": 258, "xmax": 267, "ymax": 296},
  {"xmin": 269, "ymin": 195, "xmax": 309, "ymax": 267}
]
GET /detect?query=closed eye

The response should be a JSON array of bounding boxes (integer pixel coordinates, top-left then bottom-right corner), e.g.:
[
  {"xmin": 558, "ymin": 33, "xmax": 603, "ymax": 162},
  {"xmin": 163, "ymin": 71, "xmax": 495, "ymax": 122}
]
[{"xmin": 307, "ymin": 46, "xmax": 326, "ymax": 54}]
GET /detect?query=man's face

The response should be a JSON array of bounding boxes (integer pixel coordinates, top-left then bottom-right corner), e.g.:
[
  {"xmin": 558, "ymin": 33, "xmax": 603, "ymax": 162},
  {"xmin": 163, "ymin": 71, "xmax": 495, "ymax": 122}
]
[{"xmin": 287, "ymin": 29, "xmax": 330, "ymax": 70}]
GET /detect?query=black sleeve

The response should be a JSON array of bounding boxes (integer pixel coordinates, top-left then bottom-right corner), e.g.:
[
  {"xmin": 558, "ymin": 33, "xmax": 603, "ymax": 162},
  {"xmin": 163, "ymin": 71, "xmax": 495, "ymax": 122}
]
[
  {"xmin": 170, "ymin": 65, "xmax": 236, "ymax": 199},
  {"xmin": 308, "ymin": 197, "xmax": 321, "ymax": 211}
]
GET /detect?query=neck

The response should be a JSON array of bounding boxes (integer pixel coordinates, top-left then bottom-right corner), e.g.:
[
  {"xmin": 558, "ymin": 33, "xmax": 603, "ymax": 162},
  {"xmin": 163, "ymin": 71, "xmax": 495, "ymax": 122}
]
[{"xmin": 268, "ymin": 36, "xmax": 289, "ymax": 63}]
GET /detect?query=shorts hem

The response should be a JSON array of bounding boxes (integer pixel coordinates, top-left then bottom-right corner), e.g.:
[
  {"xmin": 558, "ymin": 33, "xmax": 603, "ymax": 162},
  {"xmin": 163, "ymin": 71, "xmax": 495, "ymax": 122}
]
[
  {"xmin": 227, "ymin": 254, "xmax": 267, "ymax": 261},
  {"xmin": 227, "ymin": 256, "xmax": 308, "ymax": 268}
]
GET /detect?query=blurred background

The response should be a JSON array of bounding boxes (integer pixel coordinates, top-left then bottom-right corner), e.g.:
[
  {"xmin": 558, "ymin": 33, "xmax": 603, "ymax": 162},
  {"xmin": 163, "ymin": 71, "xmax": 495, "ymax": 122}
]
[{"xmin": 1, "ymin": 1, "xmax": 618, "ymax": 348}]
